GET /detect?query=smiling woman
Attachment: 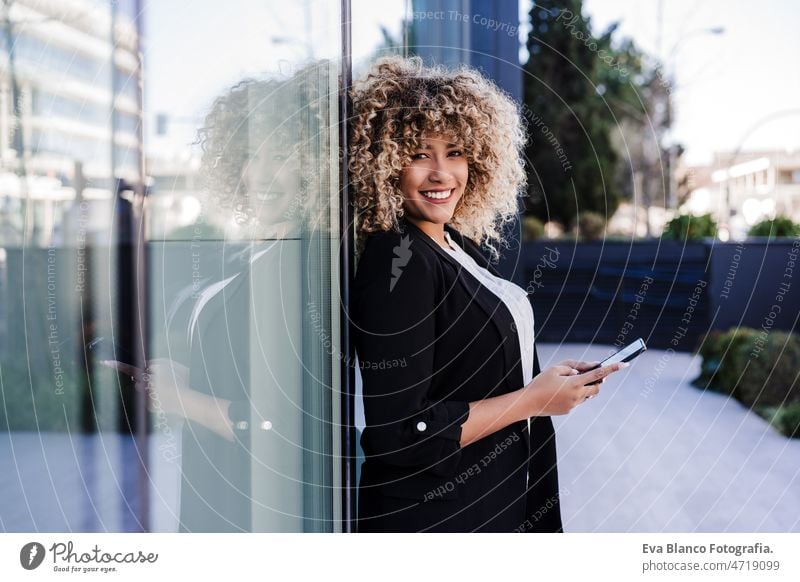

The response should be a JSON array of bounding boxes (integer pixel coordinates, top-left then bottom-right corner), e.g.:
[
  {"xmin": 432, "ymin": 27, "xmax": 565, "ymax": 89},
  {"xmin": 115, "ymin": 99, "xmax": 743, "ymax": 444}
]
[
  {"xmin": 349, "ymin": 55, "xmax": 626, "ymax": 533},
  {"xmin": 349, "ymin": 55, "xmax": 526, "ymax": 264}
]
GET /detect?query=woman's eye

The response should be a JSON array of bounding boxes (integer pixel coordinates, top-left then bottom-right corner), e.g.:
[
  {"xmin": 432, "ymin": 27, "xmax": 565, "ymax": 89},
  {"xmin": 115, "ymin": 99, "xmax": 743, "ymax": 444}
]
[{"xmin": 410, "ymin": 151, "xmax": 463, "ymax": 160}]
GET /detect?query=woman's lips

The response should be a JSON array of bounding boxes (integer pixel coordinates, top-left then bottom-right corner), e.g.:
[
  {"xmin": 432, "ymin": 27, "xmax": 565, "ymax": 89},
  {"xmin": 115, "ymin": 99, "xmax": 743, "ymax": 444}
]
[
  {"xmin": 255, "ymin": 192, "xmax": 285, "ymax": 201},
  {"xmin": 420, "ymin": 188, "xmax": 454, "ymax": 203}
]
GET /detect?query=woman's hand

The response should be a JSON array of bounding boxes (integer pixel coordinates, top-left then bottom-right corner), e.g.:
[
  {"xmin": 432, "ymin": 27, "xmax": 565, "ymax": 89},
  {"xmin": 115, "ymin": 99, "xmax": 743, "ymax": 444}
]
[
  {"xmin": 518, "ymin": 361, "xmax": 628, "ymax": 417},
  {"xmin": 101, "ymin": 358, "xmax": 235, "ymax": 441},
  {"xmin": 556, "ymin": 359, "xmax": 603, "ymax": 378},
  {"xmin": 101, "ymin": 358, "xmax": 189, "ymax": 416}
]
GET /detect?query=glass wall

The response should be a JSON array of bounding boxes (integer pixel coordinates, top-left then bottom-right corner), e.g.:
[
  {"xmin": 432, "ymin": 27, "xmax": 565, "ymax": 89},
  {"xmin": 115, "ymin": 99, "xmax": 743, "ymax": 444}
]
[
  {"xmin": 0, "ymin": 0, "xmax": 143, "ymax": 531},
  {"xmin": 143, "ymin": 0, "xmax": 342, "ymax": 532},
  {"xmin": 1, "ymin": 0, "xmax": 343, "ymax": 532}
]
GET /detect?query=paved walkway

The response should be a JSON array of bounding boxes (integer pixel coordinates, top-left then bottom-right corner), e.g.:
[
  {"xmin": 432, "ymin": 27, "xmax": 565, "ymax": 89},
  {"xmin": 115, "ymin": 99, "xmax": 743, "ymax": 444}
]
[
  {"xmin": 539, "ymin": 343, "xmax": 800, "ymax": 532},
  {"xmin": 3, "ymin": 345, "xmax": 798, "ymax": 532}
]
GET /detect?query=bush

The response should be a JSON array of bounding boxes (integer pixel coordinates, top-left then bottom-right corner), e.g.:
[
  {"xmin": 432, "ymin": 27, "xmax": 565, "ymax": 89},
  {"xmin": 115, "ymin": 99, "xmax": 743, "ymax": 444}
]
[
  {"xmin": 748, "ymin": 215, "xmax": 800, "ymax": 238},
  {"xmin": 0, "ymin": 358, "xmax": 86, "ymax": 432},
  {"xmin": 662, "ymin": 213, "xmax": 717, "ymax": 240},
  {"xmin": 576, "ymin": 211, "xmax": 605, "ymax": 241},
  {"xmin": 522, "ymin": 215, "xmax": 545, "ymax": 241},
  {"xmin": 770, "ymin": 402, "xmax": 800, "ymax": 438},
  {"xmin": 692, "ymin": 328, "xmax": 759, "ymax": 395},
  {"xmin": 735, "ymin": 330, "xmax": 800, "ymax": 409},
  {"xmin": 694, "ymin": 328, "xmax": 800, "ymax": 438}
]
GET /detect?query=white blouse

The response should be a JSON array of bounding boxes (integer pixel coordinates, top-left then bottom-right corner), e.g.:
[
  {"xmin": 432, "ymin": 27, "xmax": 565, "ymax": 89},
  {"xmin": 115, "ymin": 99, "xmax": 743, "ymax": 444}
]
[{"xmin": 443, "ymin": 230, "xmax": 535, "ymax": 386}]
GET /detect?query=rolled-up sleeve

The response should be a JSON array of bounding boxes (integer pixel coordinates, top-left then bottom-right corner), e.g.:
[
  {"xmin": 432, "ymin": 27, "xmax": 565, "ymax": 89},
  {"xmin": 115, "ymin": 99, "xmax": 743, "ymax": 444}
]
[{"xmin": 353, "ymin": 233, "xmax": 470, "ymax": 477}]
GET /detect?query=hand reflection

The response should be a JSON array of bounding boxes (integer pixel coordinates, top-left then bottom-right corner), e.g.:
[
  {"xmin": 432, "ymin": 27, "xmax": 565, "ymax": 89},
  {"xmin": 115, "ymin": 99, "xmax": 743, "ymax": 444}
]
[{"xmin": 101, "ymin": 358, "xmax": 235, "ymax": 442}]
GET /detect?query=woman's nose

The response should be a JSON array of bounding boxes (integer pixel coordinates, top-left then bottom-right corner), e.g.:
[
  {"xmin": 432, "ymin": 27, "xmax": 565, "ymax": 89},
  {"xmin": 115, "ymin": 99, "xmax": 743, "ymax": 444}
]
[{"xmin": 427, "ymin": 161, "xmax": 448, "ymax": 181}]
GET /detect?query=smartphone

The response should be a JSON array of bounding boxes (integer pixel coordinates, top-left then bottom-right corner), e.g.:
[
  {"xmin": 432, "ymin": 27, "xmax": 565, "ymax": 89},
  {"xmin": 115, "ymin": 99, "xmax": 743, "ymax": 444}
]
[
  {"xmin": 586, "ymin": 337, "xmax": 646, "ymax": 385},
  {"xmin": 86, "ymin": 336, "xmax": 138, "ymax": 367}
]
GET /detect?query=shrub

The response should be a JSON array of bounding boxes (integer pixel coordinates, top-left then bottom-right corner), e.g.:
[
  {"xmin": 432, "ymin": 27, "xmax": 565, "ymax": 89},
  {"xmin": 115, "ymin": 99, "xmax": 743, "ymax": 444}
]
[
  {"xmin": 576, "ymin": 211, "xmax": 605, "ymax": 241},
  {"xmin": 692, "ymin": 328, "xmax": 759, "ymax": 395},
  {"xmin": 770, "ymin": 403, "xmax": 800, "ymax": 438},
  {"xmin": 522, "ymin": 215, "xmax": 545, "ymax": 241},
  {"xmin": 695, "ymin": 327, "xmax": 800, "ymax": 438},
  {"xmin": 748, "ymin": 215, "xmax": 800, "ymax": 238},
  {"xmin": 0, "ymin": 358, "xmax": 86, "ymax": 432},
  {"xmin": 735, "ymin": 330, "xmax": 800, "ymax": 409},
  {"xmin": 662, "ymin": 213, "xmax": 717, "ymax": 240}
]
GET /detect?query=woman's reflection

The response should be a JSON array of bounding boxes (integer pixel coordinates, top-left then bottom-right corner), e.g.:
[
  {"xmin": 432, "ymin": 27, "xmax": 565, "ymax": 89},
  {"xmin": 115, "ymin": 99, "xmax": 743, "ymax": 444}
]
[{"xmin": 104, "ymin": 60, "xmax": 327, "ymax": 531}]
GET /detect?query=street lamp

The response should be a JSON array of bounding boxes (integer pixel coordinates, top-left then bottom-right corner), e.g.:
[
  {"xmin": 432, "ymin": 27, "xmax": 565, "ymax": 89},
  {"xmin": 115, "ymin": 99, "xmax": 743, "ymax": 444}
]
[{"xmin": 661, "ymin": 25, "xmax": 726, "ymax": 211}]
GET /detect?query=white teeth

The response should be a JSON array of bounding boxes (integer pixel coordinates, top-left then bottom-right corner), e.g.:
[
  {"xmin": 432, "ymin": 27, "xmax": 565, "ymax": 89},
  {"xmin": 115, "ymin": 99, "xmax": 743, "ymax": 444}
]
[{"xmin": 421, "ymin": 189, "xmax": 452, "ymax": 200}]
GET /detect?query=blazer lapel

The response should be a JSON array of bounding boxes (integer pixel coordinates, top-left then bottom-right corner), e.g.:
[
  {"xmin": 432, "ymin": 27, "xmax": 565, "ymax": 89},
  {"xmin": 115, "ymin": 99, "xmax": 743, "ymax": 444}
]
[
  {"xmin": 400, "ymin": 219, "xmax": 524, "ymax": 395},
  {"xmin": 190, "ymin": 248, "xmax": 252, "ymax": 351},
  {"xmin": 441, "ymin": 224, "xmax": 536, "ymax": 463}
]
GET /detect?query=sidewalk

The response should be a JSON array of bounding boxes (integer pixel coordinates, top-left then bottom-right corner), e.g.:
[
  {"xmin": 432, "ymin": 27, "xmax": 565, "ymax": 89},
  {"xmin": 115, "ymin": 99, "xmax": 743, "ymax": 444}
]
[{"xmin": 539, "ymin": 343, "xmax": 800, "ymax": 532}]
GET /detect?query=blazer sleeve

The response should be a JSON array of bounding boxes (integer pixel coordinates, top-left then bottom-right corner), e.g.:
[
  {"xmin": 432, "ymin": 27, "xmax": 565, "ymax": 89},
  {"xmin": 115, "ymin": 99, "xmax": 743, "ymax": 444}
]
[{"xmin": 353, "ymin": 232, "xmax": 470, "ymax": 478}]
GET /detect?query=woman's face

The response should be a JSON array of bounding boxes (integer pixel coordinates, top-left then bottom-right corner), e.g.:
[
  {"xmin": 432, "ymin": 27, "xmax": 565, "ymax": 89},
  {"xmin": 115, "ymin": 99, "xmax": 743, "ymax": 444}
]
[
  {"xmin": 398, "ymin": 132, "xmax": 468, "ymax": 226},
  {"xmin": 241, "ymin": 142, "xmax": 301, "ymax": 230}
]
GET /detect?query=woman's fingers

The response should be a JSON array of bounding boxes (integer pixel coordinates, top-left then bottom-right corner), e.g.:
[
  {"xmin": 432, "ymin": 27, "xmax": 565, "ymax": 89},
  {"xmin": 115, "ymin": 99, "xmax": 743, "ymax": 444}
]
[
  {"xmin": 552, "ymin": 365, "xmax": 580, "ymax": 376},
  {"xmin": 101, "ymin": 359, "xmax": 142, "ymax": 378},
  {"xmin": 577, "ymin": 360, "xmax": 601, "ymax": 372},
  {"xmin": 557, "ymin": 359, "xmax": 601, "ymax": 372},
  {"xmin": 583, "ymin": 384, "xmax": 602, "ymax": 400},
  {"xmin": 575, "ymin": 362, "xmax": 627, "ymax": 385},
  {"xmin": 556, "ymin": 359, "xmax": 579, "ymax": 368}
]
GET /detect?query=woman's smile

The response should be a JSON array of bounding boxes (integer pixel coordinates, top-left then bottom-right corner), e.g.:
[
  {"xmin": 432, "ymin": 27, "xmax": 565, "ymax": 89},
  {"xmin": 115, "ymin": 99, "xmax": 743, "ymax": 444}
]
[
  {"xmin": 419, "ymin": 188, "xmax": 454, "ymax": 202},
  {"xmin": 399, "ymin": 132, "xmax": 468, "ymax": 220}
]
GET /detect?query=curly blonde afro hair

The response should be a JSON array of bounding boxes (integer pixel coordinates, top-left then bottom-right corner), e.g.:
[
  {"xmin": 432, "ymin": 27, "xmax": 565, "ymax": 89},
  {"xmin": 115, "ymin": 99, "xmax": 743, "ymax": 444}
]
[{"xmin": 349, "ymin": 55, "xmax": 527, "ymax": 263}]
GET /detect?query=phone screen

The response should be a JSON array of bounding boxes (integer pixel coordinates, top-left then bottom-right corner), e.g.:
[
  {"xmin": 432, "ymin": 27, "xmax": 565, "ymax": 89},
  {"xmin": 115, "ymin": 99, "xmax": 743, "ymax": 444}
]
[{"xmin": 600, "ymin": 338, "xmax": 646, "ymax": 366}]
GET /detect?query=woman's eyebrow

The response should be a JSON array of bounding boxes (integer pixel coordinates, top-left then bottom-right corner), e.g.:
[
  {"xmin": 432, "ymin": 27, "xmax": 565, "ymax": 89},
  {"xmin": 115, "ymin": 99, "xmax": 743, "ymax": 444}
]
[{"xmin": 417, "ymin": 142, "xmax": 462, "ymax": 149}]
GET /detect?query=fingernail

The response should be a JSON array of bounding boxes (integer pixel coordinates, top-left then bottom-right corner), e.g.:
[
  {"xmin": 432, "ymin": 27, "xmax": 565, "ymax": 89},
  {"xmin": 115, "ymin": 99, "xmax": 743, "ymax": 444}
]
[{"xmin": 620, "ymin": 362, "xmax": 630, "ymax": 368}]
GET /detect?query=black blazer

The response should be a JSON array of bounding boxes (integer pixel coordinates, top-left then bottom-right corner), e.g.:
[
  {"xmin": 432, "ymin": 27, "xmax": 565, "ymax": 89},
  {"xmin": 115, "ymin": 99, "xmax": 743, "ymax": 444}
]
[
  {"xmin": 179, "ymin": 246, "xmax": 253, "ymax": 532},
  {"xmin": 352, "ymin": 217, "xmax": 562, "ymax": 532}
]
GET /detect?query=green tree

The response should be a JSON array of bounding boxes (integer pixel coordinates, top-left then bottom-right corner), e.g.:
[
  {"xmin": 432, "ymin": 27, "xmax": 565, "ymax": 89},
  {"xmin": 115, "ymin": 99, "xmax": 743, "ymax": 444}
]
[{"xmin": 522, "ymin": 1, "xmax": 621, "ymax": 228}]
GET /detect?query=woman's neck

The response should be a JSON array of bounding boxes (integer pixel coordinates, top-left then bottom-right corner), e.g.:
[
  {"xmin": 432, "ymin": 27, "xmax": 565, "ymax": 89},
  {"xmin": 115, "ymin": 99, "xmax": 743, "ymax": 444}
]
[{"xmin": 405, "ymin": 216, "xmax": 451, "ymax": 250}]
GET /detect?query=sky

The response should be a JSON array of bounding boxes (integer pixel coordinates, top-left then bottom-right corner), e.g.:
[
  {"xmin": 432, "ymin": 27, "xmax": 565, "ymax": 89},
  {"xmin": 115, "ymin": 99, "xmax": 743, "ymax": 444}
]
[
  {"xmin": 143, "ymin": 0, "xmax": 800, "ymax": 169},
  {"xmin": 580, "ymin": 0, "xmax": 800, "ymax": 166},
  {"xmin": 142, "ymin": 0, "xmax": 402, "ymax": 159}
]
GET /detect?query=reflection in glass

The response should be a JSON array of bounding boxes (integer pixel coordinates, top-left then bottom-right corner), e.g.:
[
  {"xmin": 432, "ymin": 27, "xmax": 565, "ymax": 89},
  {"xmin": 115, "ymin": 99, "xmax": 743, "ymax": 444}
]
[
  {"xmin": 0, "ymin": 0, "xmax": 143, "ymax": 531},
  {"xmin": 146, "ymin": 57, "xmax": 339, "ymax": 532},
  {"xmin": 1, "ymin": 0, "xmax": 341, "ymax": 533}
]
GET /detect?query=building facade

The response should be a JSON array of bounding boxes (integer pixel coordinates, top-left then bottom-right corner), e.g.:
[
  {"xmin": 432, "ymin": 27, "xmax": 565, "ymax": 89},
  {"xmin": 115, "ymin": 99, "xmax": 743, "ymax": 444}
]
[{"xmin": 683, "ymin": 150, "xmax": 800, "ymax": 239}]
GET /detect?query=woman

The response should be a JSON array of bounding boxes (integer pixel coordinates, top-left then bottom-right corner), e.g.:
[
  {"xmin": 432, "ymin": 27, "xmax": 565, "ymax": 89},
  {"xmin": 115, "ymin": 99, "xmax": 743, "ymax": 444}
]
[{"xmin": 349, "ymin": 56, "xmax": 626, "ymax": 532}]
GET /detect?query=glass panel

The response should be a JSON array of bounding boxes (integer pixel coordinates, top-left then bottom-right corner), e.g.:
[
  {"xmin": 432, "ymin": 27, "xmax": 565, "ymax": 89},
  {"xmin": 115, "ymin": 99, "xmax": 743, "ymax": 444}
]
[
  {"xmin": 144, "ymin": 0, "xmax": 341, "ymax": 532},
  {"xmin": 1, "ymin": 0, "xmax": 342, "ymax": 533},
  {"xmin": 0, "ymin": 0, "xmax": 144, "ymax": 531}
]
